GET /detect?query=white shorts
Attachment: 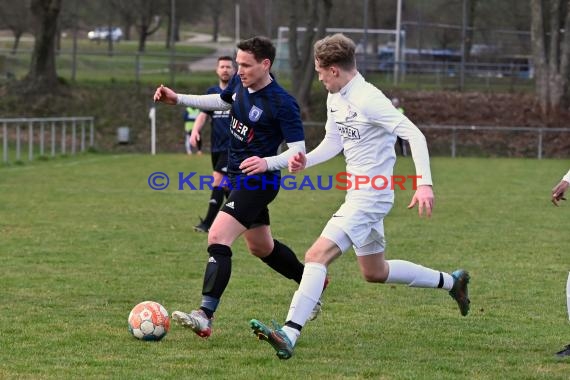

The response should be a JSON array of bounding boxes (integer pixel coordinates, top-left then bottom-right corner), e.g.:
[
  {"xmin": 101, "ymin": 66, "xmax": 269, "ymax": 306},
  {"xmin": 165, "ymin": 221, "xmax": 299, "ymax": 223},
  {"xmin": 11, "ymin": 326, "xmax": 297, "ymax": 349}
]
[{"xmin": 320, "ymin": 201, "xmax": 392, "ymax": 256}]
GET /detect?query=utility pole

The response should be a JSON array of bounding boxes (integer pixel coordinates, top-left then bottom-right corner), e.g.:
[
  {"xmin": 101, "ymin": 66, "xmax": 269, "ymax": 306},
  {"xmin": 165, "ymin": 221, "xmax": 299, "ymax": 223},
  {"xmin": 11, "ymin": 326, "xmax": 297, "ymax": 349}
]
[
  {"xmin": 169, "ymin": 0, "xmax": 176, "ymax": 85},
  {"xmin": 460, "ymin": 0, "xmax": 467, "ymax": 91},
  {"xmin": 394, "ymin": 0, "xmax": 402, "ymax": 85},
  {"xmin": 235, "ymin": 0, "xmax": 241, "ymax": 43},
  {"xmin": 362, "ymin": 0, "xmax": 369, "ymax": 78}
]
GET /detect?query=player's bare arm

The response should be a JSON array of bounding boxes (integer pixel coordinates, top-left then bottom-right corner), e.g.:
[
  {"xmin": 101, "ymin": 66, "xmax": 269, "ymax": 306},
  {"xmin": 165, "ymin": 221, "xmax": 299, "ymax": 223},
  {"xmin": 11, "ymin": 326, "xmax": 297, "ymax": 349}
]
[
  {"xmin": 407, "ymin": 185, "xmax": 435, "ymax": 218},
  {"xmin": 190, "ymin": 112, "xmax": 209, "ymax": 149},
  {"xmin": 153, "ymin": 84, "xmax": 177, "ymax": 104}
]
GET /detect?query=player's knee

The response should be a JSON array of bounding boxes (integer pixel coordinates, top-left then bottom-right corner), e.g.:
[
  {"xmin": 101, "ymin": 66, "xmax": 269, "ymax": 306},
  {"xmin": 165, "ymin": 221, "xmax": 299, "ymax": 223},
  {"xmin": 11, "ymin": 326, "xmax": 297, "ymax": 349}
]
[
  {"xmin": 246, "ymin": 241, "xmax": 272, "ymax": 258},
  {"xmin": 207, "ymin": 229, "xmax": 228, "ymax": 246},
  {"xmin": 304, "ymin": 249, "xmax": 329, "ymax": 265},
  {"xmin": 361, "ymin": 268, "xmax": 388, "ymax": 283}
]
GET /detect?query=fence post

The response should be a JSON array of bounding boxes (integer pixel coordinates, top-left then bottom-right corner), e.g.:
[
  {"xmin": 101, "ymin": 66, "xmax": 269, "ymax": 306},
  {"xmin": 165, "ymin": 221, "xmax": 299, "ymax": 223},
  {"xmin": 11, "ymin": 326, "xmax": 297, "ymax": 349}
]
[
  {"xmin": 72, "ymin": 119, "xmax": 77, "ymax": 155},
  {"xmin": 16, "ymin": 124, "xmax": 21, "ymax": 161},
  {"xmin": 51, "ymin": 121, "xmax": 56, "ymax": 157},
  {"xmin": 451, "ymin": 127, "xmax": 456, "ymax": 158},
  {"xmin": 28, "ymin": 120, "xmax": 33, "ymax": 161},
  {"xmin": 89, "ymin": 118, "xmax": 94, "ymax": 148},
  {"xmin": 2, "ymin": 122, "xmax": 7, "ymax": 163},
  {"xmin": 40, "ymin": 121, "xmax": 45, "ymax": 156},
  {"xmin": 537, "ymin": 128, "xmax": 543, "ymax": 159},
  {"xmin": 61, "ymin": 121, "xmax": 66, "ymax": 154},
  {"xmin": 81, "ymin": 120, "xmax": 85, "ymax": 152}
]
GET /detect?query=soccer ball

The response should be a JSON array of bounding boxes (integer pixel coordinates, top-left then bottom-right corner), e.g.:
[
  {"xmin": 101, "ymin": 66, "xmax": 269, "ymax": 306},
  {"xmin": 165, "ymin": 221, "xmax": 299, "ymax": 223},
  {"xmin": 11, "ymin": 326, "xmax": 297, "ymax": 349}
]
[{"xmin": 128, "ymin": 301, "xmax": 170, "ymax": 341}]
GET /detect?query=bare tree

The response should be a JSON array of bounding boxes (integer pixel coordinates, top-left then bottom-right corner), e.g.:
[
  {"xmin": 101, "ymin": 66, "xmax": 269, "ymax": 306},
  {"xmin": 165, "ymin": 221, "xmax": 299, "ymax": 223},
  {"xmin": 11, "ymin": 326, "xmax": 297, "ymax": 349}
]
[
  {"xmin": 288, "ymin": 0, "xmax": 333, "ymax": 118},
  {"xmin": 24, "ymin": 0, "xmax": 62, "ymax": 93},
  {"xmin": 0, "ymin": 0, "xmax": 31, "ymax": 54},
  {"xmin": 112, "ymin": 0, "xmax": 137, "ymax": 40},
  {"xmin": 132, "ymin": 0, "xmax": 162, "ymax": 52},
  {"xmin": 204, "ymin": 1, "xmax": 224, "ymax": 42},
  {"xmin": 530, "ymin": 0, "xmax": 570, "ymax": 115}
]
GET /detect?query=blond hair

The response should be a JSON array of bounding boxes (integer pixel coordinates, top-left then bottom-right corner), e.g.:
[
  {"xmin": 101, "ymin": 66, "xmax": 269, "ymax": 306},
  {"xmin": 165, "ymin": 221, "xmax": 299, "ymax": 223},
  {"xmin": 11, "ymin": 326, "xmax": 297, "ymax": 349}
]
[{"xmin": 313, "ymin": 33, "xmax": 356, "ymax": 70}]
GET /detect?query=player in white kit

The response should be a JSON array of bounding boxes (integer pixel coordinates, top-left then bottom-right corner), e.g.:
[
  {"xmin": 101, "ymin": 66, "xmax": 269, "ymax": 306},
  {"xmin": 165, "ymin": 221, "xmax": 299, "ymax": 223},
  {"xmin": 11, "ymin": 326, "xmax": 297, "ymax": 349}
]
[
  {"xmin": 551, "ymin": 169, "xmax": 570, "ymax": 357},
  {"xmin": 250, "ymin": 33, "xmax": 471, "ymax": 360}
]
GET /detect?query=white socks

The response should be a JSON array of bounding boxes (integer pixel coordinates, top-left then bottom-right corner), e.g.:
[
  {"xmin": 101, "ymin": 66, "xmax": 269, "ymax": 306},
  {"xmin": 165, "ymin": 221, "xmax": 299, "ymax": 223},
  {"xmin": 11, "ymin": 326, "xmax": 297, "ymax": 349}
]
[
  {"xmin": 283, "ymin": 262, "xmax": 327, "ymax": 345},
  {"xmin": 386, "ymin": 259, "xmax": 454, "ymax": 290}
]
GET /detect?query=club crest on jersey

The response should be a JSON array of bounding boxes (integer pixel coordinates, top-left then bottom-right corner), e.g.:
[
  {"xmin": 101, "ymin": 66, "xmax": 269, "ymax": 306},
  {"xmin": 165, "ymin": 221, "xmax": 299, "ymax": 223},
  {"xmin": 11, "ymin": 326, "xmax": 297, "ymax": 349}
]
[
  {"xmin": 249, "ymin": 105, "xmax": 263, "ymax": 122},
  {"xmin": 346, "ymin": 105, "xmax": 358, "ymax": 121}
]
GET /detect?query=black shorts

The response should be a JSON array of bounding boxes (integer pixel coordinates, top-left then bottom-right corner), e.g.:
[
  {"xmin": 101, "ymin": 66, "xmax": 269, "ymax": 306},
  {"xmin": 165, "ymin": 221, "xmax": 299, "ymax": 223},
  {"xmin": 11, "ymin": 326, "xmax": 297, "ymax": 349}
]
[
  {"xmin": 220, "ymin": 176, "xmax": 279, "ymax": 229},
  {"xmin": 211, "ymin": 151, "xmax": 228, "ymax": 174}
]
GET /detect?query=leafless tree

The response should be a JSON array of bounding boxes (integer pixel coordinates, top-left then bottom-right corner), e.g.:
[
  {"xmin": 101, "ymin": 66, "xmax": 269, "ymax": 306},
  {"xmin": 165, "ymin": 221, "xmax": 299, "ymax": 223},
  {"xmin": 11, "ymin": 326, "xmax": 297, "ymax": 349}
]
[
  {"xmin": 111, "ymin": 0, "xmax": 137, "ymax": 40},
  {"xmin": 207, "ymin": 1, "xmax": 224, "ymax": 42},
  {"xmin": 288, "ymin": 0, "xmax": 333, "ymax": 118},
  {"xmin": 530, "ymin": 0, "xmax": 570, "ymax": 115},
  {"xmin": 0, "ymin": 0, "xmax": 32, "ymax": 54},
  {"xmin": 132, "ymin": 0, "xmax": 163, "ymax": 52},
  {"xmin": 24, "ymin": 0, "xmax": 62, "ymax": 93}
]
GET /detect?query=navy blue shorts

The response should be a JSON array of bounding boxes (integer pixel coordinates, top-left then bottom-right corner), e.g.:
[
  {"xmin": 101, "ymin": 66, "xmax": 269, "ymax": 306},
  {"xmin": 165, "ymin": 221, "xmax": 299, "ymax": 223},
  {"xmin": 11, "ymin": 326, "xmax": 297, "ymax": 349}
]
[
  {"xmin": 211, "ymin": 151, "xmax": 228, "ymax": 174},
  {"xmin": 220, "ymin": 176, "xmax": 279, "ymax": 229}
]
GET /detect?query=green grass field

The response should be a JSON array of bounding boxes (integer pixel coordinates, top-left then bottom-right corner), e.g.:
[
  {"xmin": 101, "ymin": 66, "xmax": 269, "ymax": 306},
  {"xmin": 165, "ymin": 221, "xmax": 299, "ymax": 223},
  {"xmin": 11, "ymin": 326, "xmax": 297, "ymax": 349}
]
[{"xmin": 1, "ymin": 154, "xmax": 569, "ymax": 379}]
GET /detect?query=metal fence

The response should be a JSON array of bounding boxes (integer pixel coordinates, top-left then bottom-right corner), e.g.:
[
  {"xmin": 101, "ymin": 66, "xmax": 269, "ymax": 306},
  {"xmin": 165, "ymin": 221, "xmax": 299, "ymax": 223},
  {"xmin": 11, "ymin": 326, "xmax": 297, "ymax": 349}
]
[
  {"xmin": 0, "ymin": 47, "xmax": 532, "ymax": 92},
  {"xmin": 1, "ymin": 117, "xmax": 95, "ymax": 164},
  {"xmin": 418, "ymin": 125, "xmax": 570, "ymax": 159},
  {"xmin": 303, "ymin": 122, "xmax": 570, "ymax": 159}
]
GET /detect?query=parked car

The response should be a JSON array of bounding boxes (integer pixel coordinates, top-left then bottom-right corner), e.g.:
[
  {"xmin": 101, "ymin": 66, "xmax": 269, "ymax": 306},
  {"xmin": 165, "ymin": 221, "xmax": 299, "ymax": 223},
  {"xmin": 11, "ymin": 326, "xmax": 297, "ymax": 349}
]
[{"xmin": 87, "ymin": 27, "xmax": 123, "ymax": 42}]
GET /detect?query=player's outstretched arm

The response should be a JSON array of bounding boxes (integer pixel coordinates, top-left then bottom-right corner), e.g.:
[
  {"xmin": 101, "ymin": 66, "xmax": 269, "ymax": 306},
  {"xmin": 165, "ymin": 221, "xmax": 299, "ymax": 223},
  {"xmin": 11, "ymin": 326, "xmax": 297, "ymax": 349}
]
[
  {"xmin": 153, "ymin": 84, "xmax": 178, "ymax": 105},
  {"xmin": 407, "ymin": 185, "xmax": 434, "ymax": 218}
]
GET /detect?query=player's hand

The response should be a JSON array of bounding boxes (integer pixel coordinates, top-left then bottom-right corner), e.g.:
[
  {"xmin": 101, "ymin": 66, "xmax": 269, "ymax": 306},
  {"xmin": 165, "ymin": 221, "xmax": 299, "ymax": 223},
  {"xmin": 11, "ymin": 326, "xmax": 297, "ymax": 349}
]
[
  {"xmin": 551, "ymin": 180, "xmax": 569, "ymax": 206},
  {"xmin": 189, "ymin": 129, "xmax": 201, "ymax": 149},
  {"xmin": 153, "ymin": 84, "xmax": 177, "ymax": 104},
  {"xmin": 288, "ymin": 152, "xmax": 307, "ymax": 173},
  {"xmin": 239, "ymin": 156, "xmax": 268, "ymax": 175},
  {"xmin": 407, "ymin": 185, "xmax": 434, "ymax": 218}
]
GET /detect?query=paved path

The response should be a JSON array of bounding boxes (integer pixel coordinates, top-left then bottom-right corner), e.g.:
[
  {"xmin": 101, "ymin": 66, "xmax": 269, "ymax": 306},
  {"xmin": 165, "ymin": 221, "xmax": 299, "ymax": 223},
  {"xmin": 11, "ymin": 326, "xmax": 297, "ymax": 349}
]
[{"xmin": 182, "ymin": 32, "xmax": 236, "ymax": 72}]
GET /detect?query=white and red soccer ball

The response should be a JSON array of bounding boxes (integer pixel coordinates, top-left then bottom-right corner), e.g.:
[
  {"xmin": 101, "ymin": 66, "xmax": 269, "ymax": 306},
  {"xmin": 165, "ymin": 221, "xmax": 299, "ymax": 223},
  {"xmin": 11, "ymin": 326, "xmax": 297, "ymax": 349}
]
[{"xmin": 128, "ymin": 301, "xmax": 170, "ymax": 341}]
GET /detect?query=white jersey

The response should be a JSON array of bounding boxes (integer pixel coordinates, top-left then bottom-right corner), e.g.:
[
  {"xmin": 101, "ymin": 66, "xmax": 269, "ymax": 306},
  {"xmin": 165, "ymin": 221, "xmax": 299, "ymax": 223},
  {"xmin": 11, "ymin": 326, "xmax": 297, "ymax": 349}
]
[
  {"xmin": 307, "ymin": 73, "xmax": 433, "ymax": 248},
  {"xmin": 321, "ymin": 73, "xmax": 432, "ymax": 208}
]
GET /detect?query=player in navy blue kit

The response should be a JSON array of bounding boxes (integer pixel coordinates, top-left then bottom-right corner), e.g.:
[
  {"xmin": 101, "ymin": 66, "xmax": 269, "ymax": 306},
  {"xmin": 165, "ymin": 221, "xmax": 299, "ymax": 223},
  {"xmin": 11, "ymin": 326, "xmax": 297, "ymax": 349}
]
[
  {"xmin": 153, "ymin": 36, "xmax": 326, "ymax": 338},
  {"xmin": 189, "ymin": 56, "xmax": 236, "ymax": 233}
]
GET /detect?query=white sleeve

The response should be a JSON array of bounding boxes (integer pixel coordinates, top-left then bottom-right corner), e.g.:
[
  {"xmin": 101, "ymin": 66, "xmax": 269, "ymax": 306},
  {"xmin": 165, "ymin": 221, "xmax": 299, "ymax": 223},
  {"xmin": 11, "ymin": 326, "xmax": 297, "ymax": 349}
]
[
  {"xmin": 392, "ymin": 118, "xmax": 433, "ymax": 186},
  {"xmin": 563, "ymin": 169, "xmax": 570, "ymax": 183},
  {"xmin": 177, "ymin": 94, "xmax": 231, "ymax": 111},
  {"xmin": 306, "ymin": 118, "xmax": 344, "ymax": 168},
  {"xmin": 264, "ymin": 140, "xmax": 306, "ymax": 171}
]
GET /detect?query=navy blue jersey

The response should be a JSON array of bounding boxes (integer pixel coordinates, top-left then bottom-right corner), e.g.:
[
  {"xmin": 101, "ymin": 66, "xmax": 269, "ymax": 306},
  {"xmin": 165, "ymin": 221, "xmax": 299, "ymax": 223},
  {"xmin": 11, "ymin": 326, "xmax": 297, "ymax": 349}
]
[
  {"xmin": 205, "ymin": 85, "xmax": 231, "ymax": 153},
  {"xmin": 220, "ymin": 74, "xmax": 305, "ymax": 178}
]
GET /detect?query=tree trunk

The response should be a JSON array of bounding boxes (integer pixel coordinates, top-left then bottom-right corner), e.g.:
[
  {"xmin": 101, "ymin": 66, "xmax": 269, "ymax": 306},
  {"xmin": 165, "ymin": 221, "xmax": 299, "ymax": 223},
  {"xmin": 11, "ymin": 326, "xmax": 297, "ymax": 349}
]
[
  {"xmin": 464, "ymin": 0, "xmax": 479, "ymax": 61},
  {"xmin": 25, "ymin": 0, "xmax": 62, "ymax": 92},
  {"xmin": 138, "ymin": 27, "xmax": 148, "ymax": 53},
  {"xmin": 11, "ymin": 31, "xmax": 22, "ymax": 55},
  {"xmin": 166, "ymin": 11, "xmax": 173, "ymax": 48},
  {"xmin": 288, "ymin": 0, "xmax": 333, "ymax": 118},
  {"xmin": 212, "ymin": 11, "xmax": 220, "ymax": 42},
  {"xmin": 530, "ymin": 0, "xmax": 570, "ymax": 116}
]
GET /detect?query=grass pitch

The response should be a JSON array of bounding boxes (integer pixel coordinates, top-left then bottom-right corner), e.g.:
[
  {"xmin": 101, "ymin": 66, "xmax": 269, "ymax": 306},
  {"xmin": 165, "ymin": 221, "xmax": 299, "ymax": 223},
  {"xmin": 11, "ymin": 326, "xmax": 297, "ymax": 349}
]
[{"xmin": 1, "ymin": 153, "xmax": 569, "ymax": 379}]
